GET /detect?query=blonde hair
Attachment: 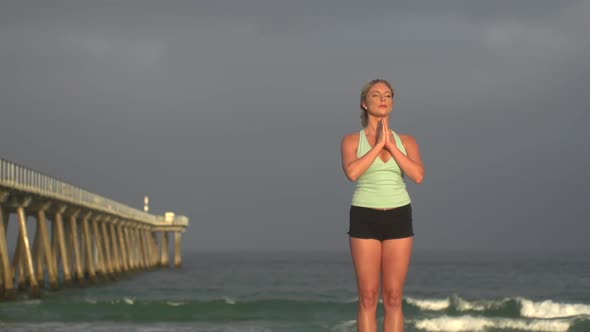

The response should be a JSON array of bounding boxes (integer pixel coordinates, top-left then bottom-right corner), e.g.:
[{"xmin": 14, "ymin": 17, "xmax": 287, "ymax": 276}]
[{"xmin": 359, "ymin": 79, "xmax": 394, "ymax": 127}]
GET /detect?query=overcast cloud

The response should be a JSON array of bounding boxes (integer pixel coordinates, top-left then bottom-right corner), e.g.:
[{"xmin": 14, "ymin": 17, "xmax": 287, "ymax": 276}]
[{"xmin": 1, "ymin": 1, "xmax": 589, "ymax": 253}]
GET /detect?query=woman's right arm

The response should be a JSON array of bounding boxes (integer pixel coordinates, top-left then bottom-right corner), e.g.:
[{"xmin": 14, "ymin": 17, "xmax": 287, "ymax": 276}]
[{"xmin": 341, "ymin": 132, "xmax": 384, "ymax": 182}]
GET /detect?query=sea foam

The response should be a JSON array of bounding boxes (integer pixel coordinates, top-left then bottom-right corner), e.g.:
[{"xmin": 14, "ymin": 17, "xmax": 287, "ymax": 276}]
[
  {"xmin": 519, "ymin": 298, "xmax": 590, "ymax": 319},
  {"xmin": 406, "ymin": 297, "xmax": 450, "ymax": 311},
  {"xmin": 407, "ymin": 295, "xmax": 590, "ymax": 319},
  {"xmin": 414, "ymin": 315, "xmax": 571, "ymax": 332}
]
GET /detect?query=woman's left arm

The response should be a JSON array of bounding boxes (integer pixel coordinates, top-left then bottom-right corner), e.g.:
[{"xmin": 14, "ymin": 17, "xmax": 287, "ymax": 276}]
[{"xmin": 387, "ymin": 134, "xmax": 425, "ymax": 184}]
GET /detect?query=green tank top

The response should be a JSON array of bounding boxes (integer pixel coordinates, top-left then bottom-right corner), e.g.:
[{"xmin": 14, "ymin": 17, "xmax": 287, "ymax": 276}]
[{"xmin": 351, "ymin": 128, "xmax": 411, "ymax": 209}]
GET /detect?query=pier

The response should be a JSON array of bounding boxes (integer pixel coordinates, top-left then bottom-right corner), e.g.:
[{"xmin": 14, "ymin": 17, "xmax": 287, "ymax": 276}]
[{"xmin": 0, "ymin": 159, "xmax": 188, "ymax": 300}]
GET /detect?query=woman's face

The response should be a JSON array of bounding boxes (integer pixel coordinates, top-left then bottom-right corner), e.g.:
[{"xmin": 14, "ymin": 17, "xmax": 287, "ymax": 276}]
[{"xmin": 363, "ymin": 82, "xmax": 394, "ymax": 118}]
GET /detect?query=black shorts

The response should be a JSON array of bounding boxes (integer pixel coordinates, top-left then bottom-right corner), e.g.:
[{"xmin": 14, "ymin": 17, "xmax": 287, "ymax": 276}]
[{"xmin": 348, "ymin": 204, "xmax": 414, "ymax": 241}]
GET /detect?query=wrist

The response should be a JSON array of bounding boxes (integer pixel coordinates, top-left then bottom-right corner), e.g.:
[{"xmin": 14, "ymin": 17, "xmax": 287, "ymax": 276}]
[
  {"xmin": 386, "ymin": 141, "xmax": 398, "ymax": 151},
  {"xmin": 374, "ymin": 142, "xmax": 385, "ymax": 150}
]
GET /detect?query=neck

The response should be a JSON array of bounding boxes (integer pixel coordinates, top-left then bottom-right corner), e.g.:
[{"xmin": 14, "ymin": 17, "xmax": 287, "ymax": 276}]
[{"xmin": 365, "ymin": 116, "xmax": 389, "ymax": 132}]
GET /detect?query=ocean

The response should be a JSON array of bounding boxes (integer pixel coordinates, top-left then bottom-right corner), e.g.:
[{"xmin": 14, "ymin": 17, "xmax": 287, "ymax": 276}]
[{"xmin": 0, "ymin": 250, "xmax": 589, "ymax": 332}]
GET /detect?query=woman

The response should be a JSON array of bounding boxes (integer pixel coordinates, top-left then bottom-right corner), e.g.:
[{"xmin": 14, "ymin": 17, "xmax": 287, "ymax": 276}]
[{"xmin": 340, "ymin": 79, "xmax": 425, "ymax": 332}]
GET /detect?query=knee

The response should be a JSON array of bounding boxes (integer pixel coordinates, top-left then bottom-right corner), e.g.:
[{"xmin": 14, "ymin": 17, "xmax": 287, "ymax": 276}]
[
  {"xmin": 383, "ymin": 289, "xmax": 404, "ymax": 310},
  {"xmin": 358, "ymin": 288, "xmax": 380, "ymax": 311}
]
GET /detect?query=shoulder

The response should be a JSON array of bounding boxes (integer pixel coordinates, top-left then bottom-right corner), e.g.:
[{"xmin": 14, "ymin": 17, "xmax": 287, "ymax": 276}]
[
  {"xmin": 341, "ymin": 131, "xmax": 360, "ymax": 148},
  {"xmin": 398, "ymin": 134, "xmax": 419, "ymax": 149},
  {"xmin": 341, "ymin": 131, "xmax": 360, "ymax": 144}
]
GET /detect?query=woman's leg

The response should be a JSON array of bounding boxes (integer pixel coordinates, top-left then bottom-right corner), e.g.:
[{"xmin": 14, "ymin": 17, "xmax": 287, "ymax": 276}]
[
  {"xmin": 350, "ymin": 237, "xmax": 382, "ymax": 332},
  {"xmin": 381, "ymin": 237, "xmax": 413, "ymax": 332}
]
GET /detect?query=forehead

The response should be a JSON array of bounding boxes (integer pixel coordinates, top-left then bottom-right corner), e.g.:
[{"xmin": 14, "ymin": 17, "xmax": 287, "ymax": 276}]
[{"xmin": 368, "ymin": 82, "xmax": 392, "ymax": 93}]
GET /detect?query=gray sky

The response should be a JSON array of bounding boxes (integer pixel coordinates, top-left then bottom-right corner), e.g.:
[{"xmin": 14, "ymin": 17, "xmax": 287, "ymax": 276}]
[{"xmin": 2, "ymin": 1, "xmax": 589, "ymax": 253}]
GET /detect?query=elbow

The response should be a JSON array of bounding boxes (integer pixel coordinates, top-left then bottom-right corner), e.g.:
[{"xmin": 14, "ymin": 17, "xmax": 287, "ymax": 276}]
[
  {"xmin": 413, "ymin": 170, "xmax": 425, "ymax": 184},
  {"xmin": 346, "ymin": 173, "xmax": 359, "ymax": 182},
  {"xmin": 344, "ymin": 169, "xmax": 359, "ymax": 182}
]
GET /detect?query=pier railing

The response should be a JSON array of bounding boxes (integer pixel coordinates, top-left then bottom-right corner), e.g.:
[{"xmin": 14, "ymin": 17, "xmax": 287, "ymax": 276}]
[{"xmin": 0, "ymin": 159, "xmax": 188, "ymax": 227}]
